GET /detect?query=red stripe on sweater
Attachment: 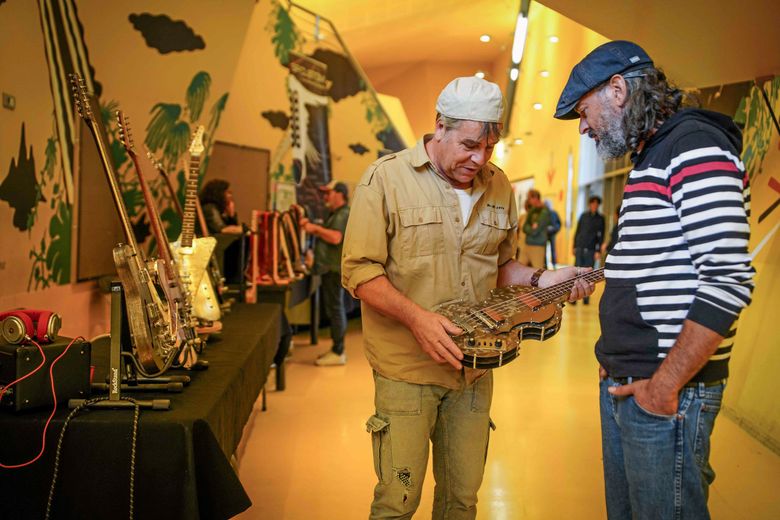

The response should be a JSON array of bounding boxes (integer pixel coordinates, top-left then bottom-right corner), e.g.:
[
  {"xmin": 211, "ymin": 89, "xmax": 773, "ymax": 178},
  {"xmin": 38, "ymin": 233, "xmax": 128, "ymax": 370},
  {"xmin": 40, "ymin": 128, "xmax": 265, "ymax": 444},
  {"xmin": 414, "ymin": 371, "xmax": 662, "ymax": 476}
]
[
  {"xmin": 670, "ymin": 161, "xmax": 739, "ymax": 189},
  {"xmin": 624, "ymin": 182, "xmax": 670, "ymax": 198}
]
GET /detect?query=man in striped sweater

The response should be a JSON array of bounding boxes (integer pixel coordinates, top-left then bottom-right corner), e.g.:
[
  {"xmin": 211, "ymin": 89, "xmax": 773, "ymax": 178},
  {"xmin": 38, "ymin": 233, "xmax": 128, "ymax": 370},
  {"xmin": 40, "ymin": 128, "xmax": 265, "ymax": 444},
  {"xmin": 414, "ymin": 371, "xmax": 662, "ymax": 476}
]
[{"xmin": 555, "ymin": 41, "xmax": 755, "ymax": 519}]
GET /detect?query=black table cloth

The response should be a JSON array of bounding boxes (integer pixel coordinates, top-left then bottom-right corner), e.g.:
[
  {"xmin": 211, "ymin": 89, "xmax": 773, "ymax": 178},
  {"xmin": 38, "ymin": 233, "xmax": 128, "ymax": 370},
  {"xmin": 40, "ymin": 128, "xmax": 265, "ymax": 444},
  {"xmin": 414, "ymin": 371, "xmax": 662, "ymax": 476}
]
[{"xmin": 0, "ymin": 302, "xmax": 280, "ymax": 520}]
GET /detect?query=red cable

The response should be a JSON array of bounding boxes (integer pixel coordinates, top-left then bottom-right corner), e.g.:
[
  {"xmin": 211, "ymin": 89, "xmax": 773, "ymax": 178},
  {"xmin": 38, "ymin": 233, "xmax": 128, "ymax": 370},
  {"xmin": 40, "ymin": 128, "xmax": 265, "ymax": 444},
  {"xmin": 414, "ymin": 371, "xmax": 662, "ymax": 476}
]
[{"xmin": 0, "ymin": 336, "xmax": 85, "ymax": 469}]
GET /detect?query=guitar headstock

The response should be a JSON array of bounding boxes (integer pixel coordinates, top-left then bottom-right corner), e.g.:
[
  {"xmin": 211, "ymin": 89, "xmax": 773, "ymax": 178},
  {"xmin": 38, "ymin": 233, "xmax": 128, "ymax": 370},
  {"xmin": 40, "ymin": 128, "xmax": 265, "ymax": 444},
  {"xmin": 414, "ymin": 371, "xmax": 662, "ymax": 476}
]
[
  {"xmin": 144, "ymin": 146, "xmax": 165, "ymax": 173},
  {"xmin": 188, "ymin": 126, "xmax": 205, "ymax": 158},
  {"xmin": 69, "ymin": 73, "xmax": 94, "ymax": 122},
  {"xmin": 116, "ymin": 110, "xmax": 137, "ymax": 157}
]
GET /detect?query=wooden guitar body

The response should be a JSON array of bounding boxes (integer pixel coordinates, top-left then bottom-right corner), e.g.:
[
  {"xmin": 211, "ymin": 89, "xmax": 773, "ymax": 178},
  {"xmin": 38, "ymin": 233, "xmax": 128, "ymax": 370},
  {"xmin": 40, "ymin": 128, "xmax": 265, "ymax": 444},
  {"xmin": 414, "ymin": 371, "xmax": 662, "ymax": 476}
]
[
  {"xmin": 434, "ymin": 268, "xmax": 605, "ymax": 369},
  {"xmin": 436, "ymin": 285, "xmax": 564, "ymax": 369}
]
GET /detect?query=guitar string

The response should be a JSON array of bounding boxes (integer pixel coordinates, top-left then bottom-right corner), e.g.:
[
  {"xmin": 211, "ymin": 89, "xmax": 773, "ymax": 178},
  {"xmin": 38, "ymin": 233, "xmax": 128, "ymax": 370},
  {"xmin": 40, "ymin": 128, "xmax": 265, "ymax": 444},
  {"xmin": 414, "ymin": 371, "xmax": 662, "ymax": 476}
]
[
  {"xmin": 464, "ymin": 270, "xmax": 603, "ymax": 323},
  {"xmin": 453, "ymin": 269, "xmax": 605, "ymax": 329}
]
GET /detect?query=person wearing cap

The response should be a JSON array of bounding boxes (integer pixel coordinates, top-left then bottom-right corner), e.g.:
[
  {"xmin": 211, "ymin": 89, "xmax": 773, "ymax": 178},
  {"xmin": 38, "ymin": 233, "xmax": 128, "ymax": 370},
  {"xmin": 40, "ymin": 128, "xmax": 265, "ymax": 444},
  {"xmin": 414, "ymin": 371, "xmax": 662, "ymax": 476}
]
[
  {"xmin": 520, "ymin": 188, "xmax": 551, "ymax": 268},
  {"xmin": 342, "ymin": 76, "xmax": 594, "ymax": 518},
  {"xmin": 300, "ymin": 180, "xmax": 351, "ymax": 366},
  {"xmin": 556, "ymin": 41, "xmax": 755, "ymax": 518},
  {"xmin": 571, "ymin": 194, "xmax": 605, "ymax": 305}
]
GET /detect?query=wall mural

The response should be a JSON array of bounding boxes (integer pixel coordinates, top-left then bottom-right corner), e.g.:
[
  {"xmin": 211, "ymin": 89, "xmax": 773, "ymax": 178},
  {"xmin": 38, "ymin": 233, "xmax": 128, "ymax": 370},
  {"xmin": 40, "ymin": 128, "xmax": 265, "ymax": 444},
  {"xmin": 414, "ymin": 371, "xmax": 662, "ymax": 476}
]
[
  {"xmin": 263, "ymin": 0, "xmax": 404, "ymax": 219},
  {"xmin": 129, "ymin": 13, "xmax": 205, "ymax": 54}
]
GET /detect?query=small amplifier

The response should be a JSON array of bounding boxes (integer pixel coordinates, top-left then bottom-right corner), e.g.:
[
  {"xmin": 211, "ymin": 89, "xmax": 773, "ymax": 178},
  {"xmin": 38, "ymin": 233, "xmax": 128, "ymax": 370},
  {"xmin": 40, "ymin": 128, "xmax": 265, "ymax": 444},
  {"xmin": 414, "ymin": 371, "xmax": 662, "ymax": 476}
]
[{"xmin": 0, "ymin": 337, "xmax": 91, "ymax": 412}]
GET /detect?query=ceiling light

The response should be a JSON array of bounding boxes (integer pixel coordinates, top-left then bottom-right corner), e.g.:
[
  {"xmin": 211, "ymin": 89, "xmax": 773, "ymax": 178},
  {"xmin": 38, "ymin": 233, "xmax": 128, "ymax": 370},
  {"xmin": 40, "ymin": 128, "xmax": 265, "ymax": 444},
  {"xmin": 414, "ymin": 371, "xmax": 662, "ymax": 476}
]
[
  {"xmin": 510, "ymin": 68, "xmax": 519, "ymax": 81},
  {"xmin": 549, "ymin": 35, "xmax": 559, "ymax": 43},
  {"xmin": 533, "ymin": 103, "xmax": 543, "ymax": 110},
  {"xmin": 514, "ymin": 138, "xmax": 524, "ymax": 145},
  {"xmin": 480, "ymin": 34, "xmax": 491, "ymax": 43},
  {"xmin": 475, "ymin": 71, "xmax": 485, "ymax": 79},
  {"xmin": 512, "ymin": 14, "xmax": 528, "ymax": 64},
  {"xmin": 539, "ymin": 70, "xmax": 550, "ymax": 78}
]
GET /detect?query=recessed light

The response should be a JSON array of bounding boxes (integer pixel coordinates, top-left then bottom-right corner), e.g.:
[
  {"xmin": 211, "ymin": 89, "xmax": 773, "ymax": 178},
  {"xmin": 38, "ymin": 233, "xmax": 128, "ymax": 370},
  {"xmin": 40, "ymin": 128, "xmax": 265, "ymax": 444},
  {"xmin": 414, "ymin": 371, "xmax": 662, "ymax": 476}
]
[
  {"xmin": 539, "ymin": 70, "xmax": 550, "ymax": 78},
  {"xmin": 475, "ymin": 71, "xmax": 485, "ymax": 79},
  {"xmin": 533, "ymin": 103, "xmax": 543, "ymax": 110},
  {"xmin": 480, "ymin": 34, "xmax": 491, "ymax": 43},
  {"xmin": 549, "ymin": 35, "xmax": 559, "ymax": 43},
  {"xmin": 514, "ymin": 138, "xmax": 524, "ymax": 145},
  {"xmin": 510, "ymin": 68, "xmax": 519, "ymax": 81}
]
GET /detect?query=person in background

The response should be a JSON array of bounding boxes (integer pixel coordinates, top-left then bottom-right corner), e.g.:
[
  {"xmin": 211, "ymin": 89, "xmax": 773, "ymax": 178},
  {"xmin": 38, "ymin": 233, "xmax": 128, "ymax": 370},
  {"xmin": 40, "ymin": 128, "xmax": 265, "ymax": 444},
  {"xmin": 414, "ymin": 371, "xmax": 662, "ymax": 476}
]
[
  {"xmin": 299, "ymin": 181, "xmax": 351, "ymax": 366},
  {"xmin": 342, "ymin": 76, "xmax": 594, "ymax": 519},
  {"xmin": 521, "ymin": 189, "xmax": 550, "ymax": 269},
  {"xmin": 516, "ymin": 199, "xmax": 531, "ymax": 263},
  {"xmin": 199, "ymin": 179, "xmax": 243, "ymax": 235},
  {"xmin": 556, "ymin": 40, "xmax": 755, "ymax": 519},
  {"xmin": 545, "ymin": 199, "xmax": 562, "ymax": 267},
  {"xmin": 199, "ymin": 179, "xmax": 244, "ymax": 283},
  {"xmin": 572, "ymin": 195, "xmax": 605, "ymax": 304}
]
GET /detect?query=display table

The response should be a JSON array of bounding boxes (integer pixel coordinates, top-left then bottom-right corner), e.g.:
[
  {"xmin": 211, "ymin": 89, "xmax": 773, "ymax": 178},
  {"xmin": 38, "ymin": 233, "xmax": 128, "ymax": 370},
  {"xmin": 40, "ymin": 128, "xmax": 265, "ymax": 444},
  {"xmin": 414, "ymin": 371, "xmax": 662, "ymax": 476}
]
[{"xmin": 0, "ymin": 302, "xmax": 280, "ymax": 520}]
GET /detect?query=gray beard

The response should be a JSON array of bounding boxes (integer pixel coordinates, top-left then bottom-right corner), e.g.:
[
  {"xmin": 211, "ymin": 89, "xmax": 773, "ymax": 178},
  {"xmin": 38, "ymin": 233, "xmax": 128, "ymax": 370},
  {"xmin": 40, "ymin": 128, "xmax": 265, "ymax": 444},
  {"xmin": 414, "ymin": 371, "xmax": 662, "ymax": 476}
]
[{"xmin": 594, "ymin": 106, "xmax": 629, "ymax": 161}]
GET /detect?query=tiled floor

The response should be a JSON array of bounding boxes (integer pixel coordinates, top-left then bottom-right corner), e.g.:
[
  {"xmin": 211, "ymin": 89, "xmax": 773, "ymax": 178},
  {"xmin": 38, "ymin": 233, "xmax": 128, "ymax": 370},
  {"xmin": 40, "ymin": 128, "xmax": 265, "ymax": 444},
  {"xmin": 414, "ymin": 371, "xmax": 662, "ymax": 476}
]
[{"xmin": 234, "ymin": 290, "xmax": 780, "ymax": 519}]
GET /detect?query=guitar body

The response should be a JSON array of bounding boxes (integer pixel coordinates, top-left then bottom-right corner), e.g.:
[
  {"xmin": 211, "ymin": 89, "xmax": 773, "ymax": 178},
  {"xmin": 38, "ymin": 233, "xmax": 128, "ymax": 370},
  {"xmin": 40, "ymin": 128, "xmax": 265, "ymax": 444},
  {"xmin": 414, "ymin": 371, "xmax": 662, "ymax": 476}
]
[
  {"xmin": 113, "ymin": 244, "xmax": 177, "ymax": 371},
  {"xmin": 172, "ymin": 236, "xmax": 221, "ymax": 321},
  {"xmin": 436, "ymin": 285, "xmax": 564, "ymax": 369}
]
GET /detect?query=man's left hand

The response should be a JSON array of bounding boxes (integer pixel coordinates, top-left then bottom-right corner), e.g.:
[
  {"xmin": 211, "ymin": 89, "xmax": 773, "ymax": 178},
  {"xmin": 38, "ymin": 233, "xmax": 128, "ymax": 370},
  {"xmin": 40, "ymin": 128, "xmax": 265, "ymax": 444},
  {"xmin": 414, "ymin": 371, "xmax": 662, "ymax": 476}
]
[
  {"xmin": 540, "ymin": 266, "xmax": 595, "ymax": 302},
  {"xmin": 608, "ymin": 379, "xmax": 679, "ymax": 416}
]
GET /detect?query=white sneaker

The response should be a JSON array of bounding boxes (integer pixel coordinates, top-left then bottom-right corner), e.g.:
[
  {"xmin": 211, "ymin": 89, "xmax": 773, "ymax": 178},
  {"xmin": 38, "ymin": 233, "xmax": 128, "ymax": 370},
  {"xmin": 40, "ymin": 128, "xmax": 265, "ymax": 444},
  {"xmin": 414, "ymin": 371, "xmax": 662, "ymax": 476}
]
[{"xmin": 315, "ymin": 351, "xmax": 347, "ymax": 366}]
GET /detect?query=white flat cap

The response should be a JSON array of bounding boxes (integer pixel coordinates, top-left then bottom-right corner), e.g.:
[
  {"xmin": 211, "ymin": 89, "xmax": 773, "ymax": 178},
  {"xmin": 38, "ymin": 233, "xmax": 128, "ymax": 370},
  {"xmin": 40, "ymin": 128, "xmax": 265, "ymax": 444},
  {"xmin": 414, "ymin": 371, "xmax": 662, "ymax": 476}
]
[{"xmin": 436, "ymin": 77, "xmax": 505, "ymax": 123}]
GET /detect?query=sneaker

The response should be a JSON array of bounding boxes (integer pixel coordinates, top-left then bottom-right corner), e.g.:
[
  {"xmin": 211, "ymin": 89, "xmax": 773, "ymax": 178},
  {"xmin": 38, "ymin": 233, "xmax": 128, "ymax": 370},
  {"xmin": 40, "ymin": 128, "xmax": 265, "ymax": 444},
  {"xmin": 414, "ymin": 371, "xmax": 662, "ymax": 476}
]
[{"xmin": 315, "ymin": 351, "xmax": 347, "ymax": 366}]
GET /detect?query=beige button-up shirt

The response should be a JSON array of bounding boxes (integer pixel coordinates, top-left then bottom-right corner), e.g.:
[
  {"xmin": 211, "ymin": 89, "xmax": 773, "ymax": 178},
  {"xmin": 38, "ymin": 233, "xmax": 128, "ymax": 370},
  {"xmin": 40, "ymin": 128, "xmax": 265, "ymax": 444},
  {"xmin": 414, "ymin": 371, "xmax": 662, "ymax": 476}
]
[{"xmin": 341, "ymin": 137, "xmax": 518, "ymax": 390}]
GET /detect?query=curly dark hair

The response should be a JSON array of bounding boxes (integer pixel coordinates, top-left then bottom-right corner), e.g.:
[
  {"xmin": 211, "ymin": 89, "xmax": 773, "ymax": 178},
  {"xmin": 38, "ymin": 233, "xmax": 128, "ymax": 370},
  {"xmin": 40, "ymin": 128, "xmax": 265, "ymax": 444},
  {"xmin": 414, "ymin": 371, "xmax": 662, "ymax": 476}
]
[
  {"xmin": 199, "ymin": 179, "xmax": 230, "ymax": 213},
  {"xmin": 609, "ymin": 67, "xmax": 699, "ymax": 151}
]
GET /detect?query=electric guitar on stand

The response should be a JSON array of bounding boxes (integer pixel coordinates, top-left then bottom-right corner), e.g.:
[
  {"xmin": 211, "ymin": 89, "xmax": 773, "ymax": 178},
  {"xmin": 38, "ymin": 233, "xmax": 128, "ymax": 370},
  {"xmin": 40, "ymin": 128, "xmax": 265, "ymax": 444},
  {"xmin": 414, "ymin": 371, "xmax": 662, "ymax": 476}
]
[
  {"xmin": 116, "ymin": 111, "xmax": 203, "ymax": 368},
  {"xmin": 147, "ymin": 149, "xmax": 227, "ymax": 316},
  {"xmin": 168, "ymin": 127, "xmax": 222, "ymax": 323},
  {"xmin": 70, "ymin": 73, "xmax": 178, "ymax": 373}
]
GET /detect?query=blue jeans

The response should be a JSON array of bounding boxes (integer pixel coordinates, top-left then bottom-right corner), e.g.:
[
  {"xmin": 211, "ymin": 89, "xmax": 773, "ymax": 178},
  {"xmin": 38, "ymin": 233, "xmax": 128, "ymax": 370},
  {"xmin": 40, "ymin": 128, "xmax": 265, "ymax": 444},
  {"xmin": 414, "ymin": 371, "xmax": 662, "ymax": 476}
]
[{"xmin": 600, "ymin": 377, "xmax": 725, "ymax": 519}]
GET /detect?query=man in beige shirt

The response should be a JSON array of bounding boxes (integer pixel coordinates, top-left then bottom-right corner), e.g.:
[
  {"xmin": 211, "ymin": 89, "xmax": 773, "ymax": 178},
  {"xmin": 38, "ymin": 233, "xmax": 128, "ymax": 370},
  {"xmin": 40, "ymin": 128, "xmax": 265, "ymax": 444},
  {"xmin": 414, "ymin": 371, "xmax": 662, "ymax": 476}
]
[{"xmin": 342, "ymin": 77, "xmax": 593, "ymax": 519}]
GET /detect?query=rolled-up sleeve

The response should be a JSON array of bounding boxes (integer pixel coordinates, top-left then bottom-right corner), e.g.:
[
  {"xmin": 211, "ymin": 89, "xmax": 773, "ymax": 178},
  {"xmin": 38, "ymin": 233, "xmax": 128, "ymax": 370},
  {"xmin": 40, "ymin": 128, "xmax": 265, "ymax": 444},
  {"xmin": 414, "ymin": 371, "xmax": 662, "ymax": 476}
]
[
  {"xmin": 341, "ymin": 170, "xmax": 389, "ymax": 297},
  {"xmin": 496, "ymin": 181, "xmax": 519, "ymax": 266}
]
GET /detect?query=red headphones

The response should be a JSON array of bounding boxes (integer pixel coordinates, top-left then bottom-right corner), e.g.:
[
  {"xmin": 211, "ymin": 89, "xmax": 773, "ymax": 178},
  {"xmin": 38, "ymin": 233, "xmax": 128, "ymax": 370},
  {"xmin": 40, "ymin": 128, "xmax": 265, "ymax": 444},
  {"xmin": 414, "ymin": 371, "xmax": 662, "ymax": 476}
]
[{"xmin": 0, "ymin": 310, "xmax": 62, "ymax": 345}]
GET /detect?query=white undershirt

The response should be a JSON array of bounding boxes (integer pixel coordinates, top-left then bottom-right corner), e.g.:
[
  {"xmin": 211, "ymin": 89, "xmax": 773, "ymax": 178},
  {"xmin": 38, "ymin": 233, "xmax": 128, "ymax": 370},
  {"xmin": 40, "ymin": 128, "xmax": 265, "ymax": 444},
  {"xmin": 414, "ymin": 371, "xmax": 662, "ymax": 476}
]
[{"xmin": 454, "ymin": 187, "xmax": 474, "ymax": 225}]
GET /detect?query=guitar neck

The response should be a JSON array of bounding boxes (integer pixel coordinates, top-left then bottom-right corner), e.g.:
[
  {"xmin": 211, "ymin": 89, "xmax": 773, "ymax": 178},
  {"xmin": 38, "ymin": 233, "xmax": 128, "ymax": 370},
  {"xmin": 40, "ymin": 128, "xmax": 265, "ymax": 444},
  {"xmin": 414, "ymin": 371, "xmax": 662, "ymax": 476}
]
[
  {"xmin": 181, "ymin": 156, "xmax": 200, "ymax": 248},
  {"xmin": 84, "ymin": 103, "xmax": 142, "ymax": 256},
  {"xmin": 529, "ymin": 268, "xmax": 605, "ymax": 307},
  {"xmin": 128, "ymin": 153, "xmax": 175, "ymax": 275}
]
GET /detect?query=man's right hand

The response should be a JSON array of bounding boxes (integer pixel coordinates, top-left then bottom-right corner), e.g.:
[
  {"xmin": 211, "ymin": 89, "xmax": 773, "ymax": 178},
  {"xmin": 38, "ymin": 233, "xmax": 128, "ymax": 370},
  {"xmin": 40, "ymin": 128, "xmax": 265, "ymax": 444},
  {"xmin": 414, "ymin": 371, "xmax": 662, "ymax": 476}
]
[{"xmin": 407, "ymin": 310, "xmax": 464, "ymax": 370}]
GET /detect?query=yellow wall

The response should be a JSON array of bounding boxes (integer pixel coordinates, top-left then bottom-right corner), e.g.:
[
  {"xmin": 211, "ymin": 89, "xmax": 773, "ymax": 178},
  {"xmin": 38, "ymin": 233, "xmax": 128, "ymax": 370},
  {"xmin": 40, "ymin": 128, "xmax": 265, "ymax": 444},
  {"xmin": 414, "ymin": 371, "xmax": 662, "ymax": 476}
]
[{"xmin": 723, "ymin": 78, "xmax": 780, "ymax": 452}]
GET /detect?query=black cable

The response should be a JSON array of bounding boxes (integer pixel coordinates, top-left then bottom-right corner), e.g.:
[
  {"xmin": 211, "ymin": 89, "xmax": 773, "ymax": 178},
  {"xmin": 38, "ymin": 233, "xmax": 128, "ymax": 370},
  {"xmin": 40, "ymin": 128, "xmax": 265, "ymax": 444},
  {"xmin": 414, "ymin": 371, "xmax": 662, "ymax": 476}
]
[{"xmin": 45, "ymin": 396, "xmax": 141, "ymax": 520}]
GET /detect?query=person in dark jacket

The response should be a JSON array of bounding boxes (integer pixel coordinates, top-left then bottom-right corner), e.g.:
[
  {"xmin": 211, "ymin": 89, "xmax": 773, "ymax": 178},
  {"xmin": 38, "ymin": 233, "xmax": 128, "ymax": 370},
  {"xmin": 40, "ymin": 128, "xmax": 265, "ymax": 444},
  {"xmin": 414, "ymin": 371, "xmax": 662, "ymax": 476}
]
[
  {"xmin": 556, "ymin": 40, "xmax": 754, "ymax": 519},
  {"xmin": 199, "ymin": 179, "xmax": 244, "ymax": 282},
  {"xmin": 572, "ymin": 195, "xmax": 605, "ymax": 304}
]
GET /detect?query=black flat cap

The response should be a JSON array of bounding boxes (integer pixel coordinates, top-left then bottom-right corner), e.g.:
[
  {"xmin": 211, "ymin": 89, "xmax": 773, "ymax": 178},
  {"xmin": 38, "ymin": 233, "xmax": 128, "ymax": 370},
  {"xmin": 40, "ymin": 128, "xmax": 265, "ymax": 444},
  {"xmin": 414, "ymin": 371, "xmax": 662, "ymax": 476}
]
[{"xmin": 554, "ymin": 40, "xmax": 653, "ymax": 120}]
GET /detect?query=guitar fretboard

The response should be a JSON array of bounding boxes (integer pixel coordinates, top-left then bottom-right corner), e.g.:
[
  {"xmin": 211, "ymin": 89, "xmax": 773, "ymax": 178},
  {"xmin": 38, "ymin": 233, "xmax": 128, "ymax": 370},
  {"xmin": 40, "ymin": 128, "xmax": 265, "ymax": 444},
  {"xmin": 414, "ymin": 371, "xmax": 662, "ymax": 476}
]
[
  {"xmin": 464, "ymin": 268, "xmax": 605, "ymax": 328},
  {"xmin": 181, "ymin": 156, "xmax": 200, "ymax": 248}
]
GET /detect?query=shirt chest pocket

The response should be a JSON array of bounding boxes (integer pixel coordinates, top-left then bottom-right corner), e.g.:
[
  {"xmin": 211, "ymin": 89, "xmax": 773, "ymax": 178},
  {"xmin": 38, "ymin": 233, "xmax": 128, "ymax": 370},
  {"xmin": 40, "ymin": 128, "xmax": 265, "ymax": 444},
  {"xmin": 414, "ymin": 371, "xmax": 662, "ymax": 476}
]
[
  {"xmin": 398, "ymin": 206, "xmax": 445, "ymax": 257},
  {"xmin": 477, "ymin": 208, "xmax": 511, "ymax": 256}
]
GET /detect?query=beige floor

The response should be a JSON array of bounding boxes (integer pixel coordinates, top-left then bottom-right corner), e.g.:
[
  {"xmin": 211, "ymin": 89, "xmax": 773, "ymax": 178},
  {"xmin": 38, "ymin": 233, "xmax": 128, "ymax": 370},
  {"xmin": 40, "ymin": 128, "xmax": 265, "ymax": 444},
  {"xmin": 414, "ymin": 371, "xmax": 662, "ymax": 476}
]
[{"xmin": 234, "ymin": 290, "xmax": 780, "ymax": 519}]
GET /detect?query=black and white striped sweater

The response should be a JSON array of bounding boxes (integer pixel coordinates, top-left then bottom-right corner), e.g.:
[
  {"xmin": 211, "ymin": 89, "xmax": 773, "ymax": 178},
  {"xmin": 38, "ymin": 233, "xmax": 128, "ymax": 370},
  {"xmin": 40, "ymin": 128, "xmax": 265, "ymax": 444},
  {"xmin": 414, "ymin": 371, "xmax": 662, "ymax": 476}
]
[{"xmin": 597, "ymin": 109, "xmax": 755, "ymax": 382}]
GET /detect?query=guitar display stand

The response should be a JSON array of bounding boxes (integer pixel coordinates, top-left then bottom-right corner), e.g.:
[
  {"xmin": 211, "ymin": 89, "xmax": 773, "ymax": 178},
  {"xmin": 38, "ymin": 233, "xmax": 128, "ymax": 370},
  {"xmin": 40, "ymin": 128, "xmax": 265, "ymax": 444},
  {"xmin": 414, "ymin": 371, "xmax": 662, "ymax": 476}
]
[{"xmin": 69, "ymin": 282, "xmax": 174, "ymax": 411}]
